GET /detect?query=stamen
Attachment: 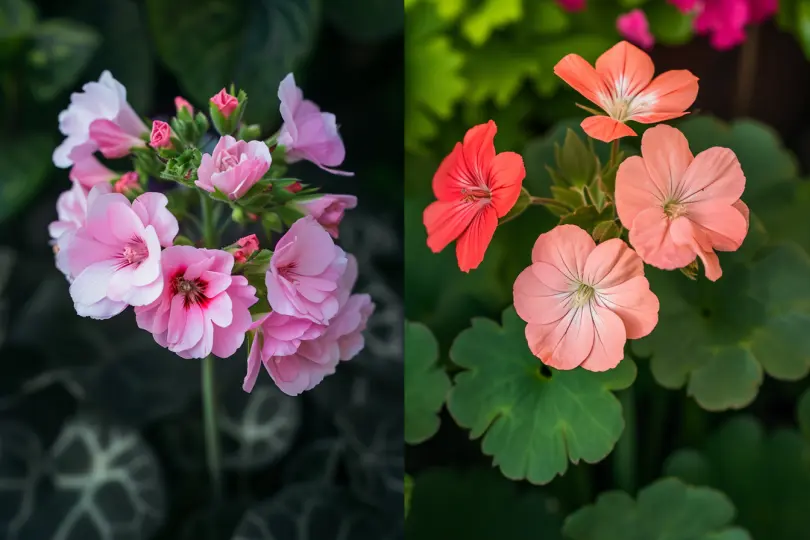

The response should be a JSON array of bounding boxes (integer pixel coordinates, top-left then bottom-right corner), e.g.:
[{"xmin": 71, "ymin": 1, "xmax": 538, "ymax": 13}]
[
  {"xmin": 572, "ymin": 282, "xmax": 595, "ymax": 307},
  {"xmin": 663, "ymin": 200, "xmax": 687, "ymax": 219}
]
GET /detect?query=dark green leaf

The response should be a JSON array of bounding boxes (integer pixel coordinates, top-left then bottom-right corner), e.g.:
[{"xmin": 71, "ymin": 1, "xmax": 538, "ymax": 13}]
[
  {"xmin": 405, "ymin": 321, "xmax": 450, "ymax": 444},
  {"xmin": 325, "ymin": 0, "xmax": 402, "ymax": 41},
  {"xmin": 499, "ymin": 186, "xmax": 531, "ymax": 224},
  {"xmin": 0, "ymin": 134, "xmax": 55, "ymax": 223}
]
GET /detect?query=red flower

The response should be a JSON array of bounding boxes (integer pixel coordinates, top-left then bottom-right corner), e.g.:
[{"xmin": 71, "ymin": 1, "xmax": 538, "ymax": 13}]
[{"xmin": 423, "ymin": 120, "xmax": 525, "ymax": 272}]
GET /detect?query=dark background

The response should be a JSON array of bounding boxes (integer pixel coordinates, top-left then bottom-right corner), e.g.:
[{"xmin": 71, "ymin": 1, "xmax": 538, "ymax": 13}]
[{"xmin": 0, "ymin": 1, "xmax": 403, "ymax": 539}]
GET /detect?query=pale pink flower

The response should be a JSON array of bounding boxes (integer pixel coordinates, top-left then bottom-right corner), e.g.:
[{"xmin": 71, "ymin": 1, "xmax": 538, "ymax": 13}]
[
  {"xmin": 89, "ymin": 118, "xmax": 147, "ymax": 159},
  {"xmin": 513, "ymin": 225, "xmax": 659, "ymax": 372},
  {"xmin": 114, "ymin": 172, "xmax": 140, "ymax": 194},
  {"xmin": 615, "ymin": 125, "xmax": 748, "ymax": 281},
  {"xmin": 245, "ymin": 255, "xmax": 375, "ymax": 396},
  {"xmin": 195, "ymin": 135, "xmax": 272, "ymax": 200},
  {"xmin": 175, "ymin": 96, "xmax": 193, "ymax": 115},
  {"xmin": 617, "ymin": 9, "xmax": 654, "ymax": 50},
  {"xmin": 210, "ymin": 89, "xmax": 238, "ymax": 117},
  {"xmin": 299, "ymin": 194, "xmax": 357, "ymax": 239},
  {"xmin": 277, "ymin": 73, "xmax": 353, "ymax": 176},
  {"xmin": 135, "ymin": 247, "xmax": 258, "ymax": 359},
  {"xmin": 149, "ymin": 120, "xmax": 172, "ymax": 148},
  {"xmin": 63, "ymin": 189, "xmax": 179, "ymax": 319},
  {"xmin": 67, "ymin": 144, "xmax": 117, "ymax": 188},
  {"xmin": 233, "ymin": 234, "xmax": 260, "ymax": 263},
  {"xmin": 265, "ymin": 215, "xmax": 348, "ymax": 324},
  {"xmin": 53, "ymin": 71, "xmax": 148, "ymax": 168}
]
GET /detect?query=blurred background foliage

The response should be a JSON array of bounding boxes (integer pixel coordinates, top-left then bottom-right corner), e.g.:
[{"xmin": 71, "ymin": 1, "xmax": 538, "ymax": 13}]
[
  {"xmin": 0, "ymin": 0, "xmax": 403, "ymax": 539},
  {"xmin": 405, "ymin": 1, "xmax": 810, "ymax": 539}
]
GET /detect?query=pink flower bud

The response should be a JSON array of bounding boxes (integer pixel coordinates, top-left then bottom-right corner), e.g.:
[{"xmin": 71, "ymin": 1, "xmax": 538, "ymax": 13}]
[
  {"xmin": 617, "ymin": 9, "xmax": 655, "ymax": 50},
  {"xmin": 114, "ymin": 172, "xmax": 140, "ymax": 194},
  {"xmin": 233, "ymin": 234, "xmax": 260, "ymax": 263},
  {"xmin": 285, "ymin": 181, "xmax": 303, "ymax": 194},
  {"xmin": 174, "ymin": 96, "xmax": 194, "ymax": 116},
  {"xmin": 150, "ymin": 120, "xmax": 173, "ymax": 149},
  {"xmin": 210, "ymin": 88, "xmax": 239, "ymax": 118}
]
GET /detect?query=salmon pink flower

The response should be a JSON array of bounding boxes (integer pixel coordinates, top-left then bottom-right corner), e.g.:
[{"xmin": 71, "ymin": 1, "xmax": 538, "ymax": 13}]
[
  {"xmin": 299, "ymin": 194, "xmax": 357, "ymax": 239},
  {"xmin": 615, "ymin": 125, "xmax": 748, "ymax": 281},
  {"xmin": 195, "ymin": 135, "xmax": 272, "ymax": 200},
  {"xmin": 423, "ymin": 120, "xmax": 525, "ymax": 272},
  {"xmin": 513, "ymin": 225, "xmax": 659, "ymax": 371},
  {"xmin": 149, "ymin": 120, "xmax": 172, "ymax": 149},
  {"xmin": 265, "ymin": 215, "xmax": 348, "ymax": 324},
  {"xmin": 617, "ymin": 9, "xmax": 654, "ymax": 50},
  {"xmin": 68, "ymin": 144, "xmax": 117, "ymax": 188},
  {"xmin": 554, "ymin": 41, "xmax": 699, "ymax": 142},
  {"xmin": 135, "ymin": 246, "xmax": 258, "ymax": 359},
  {"xmin": 277, "ymin": 73, "xmax": 352, "ymax": 176},
  {"xmin": 53, "ymin": 71, "xmax": 148, "ymax": 168},
  {"xmin": 210, "ymin": 89, "xmax": 239, "ymax": 117},
  {"xmin": 62, "ymin": 189, "xmax": 179, "ymax": 319}
]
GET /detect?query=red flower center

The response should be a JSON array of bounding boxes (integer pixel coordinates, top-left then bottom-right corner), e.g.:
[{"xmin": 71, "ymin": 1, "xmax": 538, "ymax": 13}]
[{"xmin": 171, "ymin": 272, "xmax": 208, "ymax": 308}]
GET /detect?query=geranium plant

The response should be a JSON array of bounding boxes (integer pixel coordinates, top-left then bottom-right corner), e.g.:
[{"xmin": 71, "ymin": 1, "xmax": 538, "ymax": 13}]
[{"xmin": 48, "ymin": 70, "xmax": 375, "ymax": 499}]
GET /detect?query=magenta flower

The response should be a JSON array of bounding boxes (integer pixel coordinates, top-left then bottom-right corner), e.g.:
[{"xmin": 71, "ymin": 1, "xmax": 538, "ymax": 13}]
[
  {"xmin": 195, "ymin": 135, "xmax": 272, "ymax": 200},
  {"xmin": 265, "ymin": 215, "xmax": 348, "ymax": 324},
  {"xmin": 210, "ymin": 89, "xmax": 239, "ymax": 118},
  {"xmin": 617, "ymin": 9, "xmax": 655, "ymax": 50},
  {"xmin": 557, "ymin": 0, "xmax": 585, "ymax": 11},
  {"xmin": 62, "ymin": 189, "xmax": 179, "ymax": 319},
  {"xmin": 135, "ymin": 247, "xmax": 258, "ymax": 359},
  {"xmin": 53, "ymin": 71, "xmax": 148, "ymax": 168},
  {"xmin": 669, "ymin": 0, "xmax": 777, "ymax": 49},
  {"xmin": 149, "ymin": 120, "xmax": 172, "ymax": 149},
  {"xmin": 277, "ymin": 73, "xmax": 352, "ymax": 176},
  {"xmin": 67, "ymin": 144, "xmax": 117, "ymax": 188},
  {"xmin": 299, "ymin": 194, "xmax": 357, "ymax": 239},
  {"xmin": 246, "ymin": 255, "xmax": 375, "ymax": 396}
]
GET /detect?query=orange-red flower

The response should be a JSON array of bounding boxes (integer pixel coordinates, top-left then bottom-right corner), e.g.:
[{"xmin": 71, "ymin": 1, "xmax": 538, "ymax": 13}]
[
  {"xmin": 423, "ymin": 121, "xmax": 525, "ymax": 272},
  {"xmin": 554, "ymin": 41, "xmax": 699, "ymax": 142}
]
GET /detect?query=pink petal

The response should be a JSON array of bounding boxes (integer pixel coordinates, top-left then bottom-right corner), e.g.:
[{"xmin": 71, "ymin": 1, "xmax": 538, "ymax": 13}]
[
  {"xmin": 686, "ymin": 201, "xmax": 748, "ymax": 252},
  {"xmin": 531, "ymin": 224, "xmax": 595, "ymax": 281},
  {"xmin": 680, "ymin": 147, "xmax": 746, "ymax": 206},
  {"xmin": 583, "ymin": 238, "xmax": 644, "ymax": 288},
  {"xmin": 597, "ymin": 276, "xmax": 659, "ymax": 339},
  {"xmin": 628, "ymin": 207, "xmax": 695, "ymax": 270},
  {"xmin": 514, "ymin": 263, "xmax": 574, "ymax": 325},
  {"xmin": 455, "ymin": 204, "xmax": 498, "ymax": 273},
  {"xmin": 615, "ymin": 155, "xmax": 662, "ymax": 230},
  {"xmin": 579, "ymin": 304, "xmax": 627, "ymax": 371},
  {"xmin": 639, "ymin": 125, "xmax": 693, "ymax": 202},
  {"xmin": 243, "ymin": 332, "xmax": 263, "ymax": 393}
]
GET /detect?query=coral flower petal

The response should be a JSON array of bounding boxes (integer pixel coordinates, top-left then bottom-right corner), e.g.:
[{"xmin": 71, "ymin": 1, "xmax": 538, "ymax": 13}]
[
  {"xmin": 581, "ymin": 116, "xmax": 637, "ymax": 142},
  {"xmin": 598, "ymin": 276, "xmax": 660, "ymax": 339},
  {"xmin": 628, "ymin": 207, "xmax": 696, "ymax": 270},
  {"xmin": 614, "ymin": 156, "xmax": 660, "ymax": 228},
  {"xmin": 488, "ymin": 151, "xmax": 525, "ymax": 216},
  {"xmin": 514, "ymin": 263, "xmax": 574, "ymax": 325},
  {"xmin": 424, "ymin": 200, "xmax": 482, "ymax": 254},
  {"xmin": 670, "ymin": 217, "xmax": 723, "ymax": 281},
  {"xmin": 685, "ymin": 201, "xmax": 749, "ymax": 252},
  {"xmin": 631, "ymin": 71, "xmax": 700, "ymax": 124},
  {"xmin": 553, "ymin": 54, "xmax": 606, "ymax": 108},
  {"xmin": 583, "ymin": 238, "xmax": 644, "ymax": 288},
  {"xmin": 432, "ymin": 143, "xmax": 464, "ymax": 201},
  {"xmin": 639, "ymin": 125, "xmax": 693, "ymax": 198},
  {"xmin": 531, "ymin": 224, "xmax": 595, "ymax": 281},
  {"xmin": 595, "ymin": 41, "xmax": 655, "ymax": 97},
  {"xmin": 579, "ymin": 304, "xmax": 627, "ymax": 371},
  {"xmin": 455, "ymin": 205, "xmax": 498, "ymax": 272},
  {"xmin": 679, "ymin": 147, "xmax": 746, "ymax": 206},
  {"xmin": 462, "ymin": 121, "xmax": 497, "ymax": 177}
]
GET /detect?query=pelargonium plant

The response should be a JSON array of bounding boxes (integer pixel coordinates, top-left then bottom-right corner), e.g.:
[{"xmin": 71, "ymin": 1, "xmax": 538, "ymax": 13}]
[
  {"xmin": 423, "ymin": 40, "xmax": 747, "ymax": 372},
  {"xmin": 48, "ymin": 70, "xmax": 374, "ymax": 496}
]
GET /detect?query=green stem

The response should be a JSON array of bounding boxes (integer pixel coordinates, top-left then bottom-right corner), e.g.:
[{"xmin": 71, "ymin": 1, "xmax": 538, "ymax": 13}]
[
  {"xmin": 529, "ymin": 196, "xmax": 571, "ymax": 213},
  {"xmin": 609, "ymin": 140, "xmax": 620, "ymax": 170},
  {"xmin": 199, "ymin": 191, "xmax": 218, "ymax": 248},
  {"xmin": 614, "ymin": 386, "xmax": 637, "ymax": 493}
]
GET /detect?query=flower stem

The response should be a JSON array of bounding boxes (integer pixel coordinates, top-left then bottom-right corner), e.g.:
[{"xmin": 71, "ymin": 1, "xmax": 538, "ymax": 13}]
[
  {"xmin": 734, "ymin": 25, "xmax": 759, "ymax": 118},
  {"xmin": 199, "ymin": 191, "xmax": 222, "ymax": 503},
  {"xmin": 613, "ymin": 386, "xmax": 637, "ymax": 494},
  {"xmin": 609, "ymin": 140, "xmax": 620, "ymax": 170}
]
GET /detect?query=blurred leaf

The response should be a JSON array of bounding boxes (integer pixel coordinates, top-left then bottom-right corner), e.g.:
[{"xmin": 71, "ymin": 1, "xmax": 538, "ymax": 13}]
[
  {"xmin": 796, "ymin": 0, "xmax": 810, "ymax": 58},
  {"xmin": 462, "ymin": 39, "xmax": 539, "ymax": 106},
  {"xmin": 26, "ymin": 19, "xmax": 100, "ymax": 101},
  {"xmin": 665, "ymin": 416, "xmax": 810, "ymax": 540},
  {"xmin": 404, "ymin": 474, "xmax": 413, "ymax": 519},
  {"xmin": 563, "ymin": 477, "xmax": 751, "ymax": 540},
  {"xmin": 526, "ymin": 0, "xmax": 569, "ymax": 35},
  {"xmin": 405, "ymin": 321, "xmax": 450, "ymax": 444},
  {"xmin": 461, "ymin": 0, "xmax": 522, "ymax": 46},
  {"xmin": 0, "ymin": 422, "xmax": 42, "ymax": 540},
  {"xmin": 148, "ymin": 0, "xmax": 319, "ymax": 124},
  {"xmin": 218, "ymin": 383, "xmax": 301, "ymax": 470},
  {"xmin": 0, "ymin": 0, "xmax": 36, "ymax": 41},
  {"xmin": 406, "ymin": 468, "xmax": 563, "ymax": 539},
  {"xmin": 231, "ymin": 484, "xmax": 386, "ymax": 540},
  {"xmin": 0, "ymin": 134, "xmax": 55, "ymax": 223},
  {"xmin": 22, "ymin": 414, "xmax": 167, "ymax": 540},
  {"xmin": 447, "ymin": 307, "xmax": 637, "ymax": 484},
  {"xmin": 325, "ymin": 0, "xmax": 402, "ymax": 41},
  {"xmin": 647, "ymin": 2, "xmax": 694, "ymax": 45},
  {"xmin": 798, "ymin": 387, "xmax": 810, "ymax": 442}
]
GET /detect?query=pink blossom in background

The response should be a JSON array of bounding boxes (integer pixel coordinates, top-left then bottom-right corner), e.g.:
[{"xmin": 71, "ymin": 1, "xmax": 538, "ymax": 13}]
[
  {"xmin": 513, "ymin": 225, "xmax": 659, "ymax": 372},
  {"xmin": 285, "ymin": 181, "xmax": 303, "ymax": 194},
  {"xmin": 114, "ymin": 172, "xmax": 140, "ymax": 194},
  {"xmin": 89, "ymin": 118, "xmax": 147, "ymax": 159},
  {"xmin": 210, "ymin": 89, "xmax": 239, "ymax": 117},
  {"xmin": 233, "ymin": 234, "xmax": 260, "ymax": 263},
  {"xmin": 277, "ymin": 73, "xmax": 353, "ymax": 176},
  {"xmin": 669, "ymin": 0, "xmax": 778, "ymax": 50},
  {"xmin": 246, "ymin": 255, "xmax": 375, "ymax": 396},
  {"xmin": 195, "ymin": 135, "xmax": 272, "ymax": 200},
  {"xmin": 557, "ymin": 0, "xmax": 585, "ymax": 11},
  {"xmin": 617, "ymin": 10, "xmax": 655, "ymax": 50},
  {"xmin": 53, "ymin": 71, "xmax": 148, "ymax": 168},
  {"xmin": 265, "ymin": 215, "xmax": 348, "ymax": 324},
  {"xmin": 149, "ymin": 120, "xmax": 172, "ymax": 148},
  {"xmin": 67, "ymin": 144, "xmax": 117, "ymax": 188},
  {"xmin": 135, "ymin": 247, "xmax": 258, "ymax": 359},
  {"xmin": 63, "ymin": 189, "xmax": 179, "ymax": 319},
  {"xmin": 299, "ymin": 194, "xmax": 357, "ymax": 239},
  {"xmin": 175, "ymin": 96, "xmax": 194, "ymax": 115}
]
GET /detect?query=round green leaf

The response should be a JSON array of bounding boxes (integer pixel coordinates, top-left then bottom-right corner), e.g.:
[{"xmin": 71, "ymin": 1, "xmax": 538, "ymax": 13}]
[
  {"xmin": 563, "ymin": 477, "xmax": 750, "ymax": 540},
  {"xmin": 447, "ymin": 307, "xmax": 637, "ymax": 484},
  {"xmin": 665, "ymin": 416, "xmax": 810, "ymax": 540},
  {"xmin": 406, "ymin": 468, "xmax": 563, "ymax": 540},
  {"xmin": 405, "ymin": 321, "xmax": 451, "ymax": 444}
]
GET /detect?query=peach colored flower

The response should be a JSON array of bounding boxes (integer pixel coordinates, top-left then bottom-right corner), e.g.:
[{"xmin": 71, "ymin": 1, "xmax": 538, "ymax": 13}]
[
  {"xmin": 513, "ymin": 225, "xmax": 659, "ymax": 371},
  {"xmin": 423, "ymin": 120, "xmax": 525, "ymax": 272},
  {"xmin": 615, "ymin": 125, "xmax": 748, "ymax": 281},
  {"xmin": 553, "ymin": 41, "xmax": 699, "ymax": 142}
]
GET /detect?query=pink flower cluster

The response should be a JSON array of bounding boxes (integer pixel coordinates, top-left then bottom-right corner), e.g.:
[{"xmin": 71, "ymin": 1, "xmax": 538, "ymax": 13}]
[
  {"xmin": 670, "ymin": 0, "xmax": 777, "ymax": 49},
  {"xmin": 244, "ymin": 217, "xmax": 374, "ymax": 396}
]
